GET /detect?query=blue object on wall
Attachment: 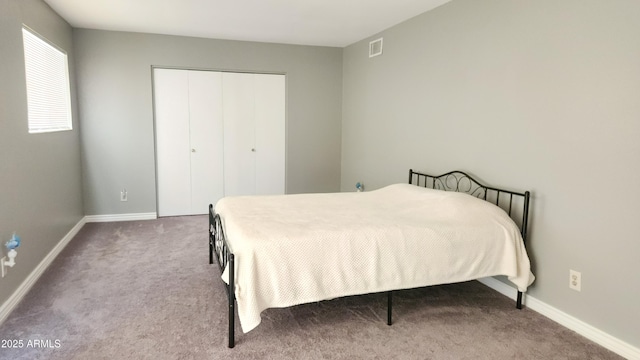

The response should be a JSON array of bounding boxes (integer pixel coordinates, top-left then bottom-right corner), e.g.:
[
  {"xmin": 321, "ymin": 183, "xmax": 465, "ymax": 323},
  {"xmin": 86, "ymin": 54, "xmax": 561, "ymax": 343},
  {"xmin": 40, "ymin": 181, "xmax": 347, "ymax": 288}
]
[{"xmin": 6, "ymin": 232, "xmax": 21, "ymax": 250}]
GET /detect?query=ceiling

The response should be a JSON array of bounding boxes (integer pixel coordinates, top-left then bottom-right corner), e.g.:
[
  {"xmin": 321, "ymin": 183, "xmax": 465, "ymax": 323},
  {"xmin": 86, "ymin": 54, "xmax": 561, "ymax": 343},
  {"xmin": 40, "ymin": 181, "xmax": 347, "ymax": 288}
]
[{"xmin": 44, "ymin": 0, "xmax": 451, "ymax": 47}]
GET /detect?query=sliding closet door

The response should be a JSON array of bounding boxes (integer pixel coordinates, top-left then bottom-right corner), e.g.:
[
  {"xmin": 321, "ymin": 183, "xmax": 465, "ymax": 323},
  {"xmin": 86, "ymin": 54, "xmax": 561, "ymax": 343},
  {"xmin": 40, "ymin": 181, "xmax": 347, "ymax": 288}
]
[
  {"xmin": 154, "ymin": 68, "xmax": 223, "ymax": 216},
  {"xmin": 188, "ymin": 71, "xmax": 224, "ymax": 213},
  {"xmin": 223, "ymin": 73, "xmax": 257, "ymax": 197},
  {"xmin": 156, "ymin": 69, "xmax": 284, "ymax": 214},
  {"xmin": 155, "ymin": 69, "xmax": 192, "ymax": 216},
  {"xmin": 223, "ymin": 72, "xmax": 285, "ymax": 197},
  {"xmin": 254, "ymin": 74, "xmax": 285, "ymax": 195}
]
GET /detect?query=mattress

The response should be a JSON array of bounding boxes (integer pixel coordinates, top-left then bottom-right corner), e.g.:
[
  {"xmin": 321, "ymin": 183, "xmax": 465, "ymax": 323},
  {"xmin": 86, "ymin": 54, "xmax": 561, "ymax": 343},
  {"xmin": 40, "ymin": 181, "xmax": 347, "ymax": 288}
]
[{"xmin": 215, "ymin": 183, "xmax": 535, "ymax": 333}]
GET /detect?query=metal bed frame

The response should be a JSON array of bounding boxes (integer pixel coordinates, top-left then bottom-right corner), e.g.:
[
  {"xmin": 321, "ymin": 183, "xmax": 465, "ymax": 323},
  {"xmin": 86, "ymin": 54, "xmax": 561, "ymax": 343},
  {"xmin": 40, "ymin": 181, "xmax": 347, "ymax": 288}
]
[{"xmin": 209, "ymin": 169, "xmax": 531, "ymax": 348}]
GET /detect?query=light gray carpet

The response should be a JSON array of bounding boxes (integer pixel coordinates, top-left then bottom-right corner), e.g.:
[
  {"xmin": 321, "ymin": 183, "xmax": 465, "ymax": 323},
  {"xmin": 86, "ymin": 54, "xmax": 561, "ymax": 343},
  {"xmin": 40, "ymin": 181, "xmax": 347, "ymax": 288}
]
[{"xmin": 0, "ymin": 216, "xmax": 622, "ymax": 359}]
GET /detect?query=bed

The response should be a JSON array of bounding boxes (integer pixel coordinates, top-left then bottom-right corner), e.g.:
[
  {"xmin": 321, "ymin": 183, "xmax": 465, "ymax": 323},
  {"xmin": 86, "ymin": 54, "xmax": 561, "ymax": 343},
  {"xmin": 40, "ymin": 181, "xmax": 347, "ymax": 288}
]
[{"xmin": 209, "ymin": 169, "xmax": 535, "ymax": 348}]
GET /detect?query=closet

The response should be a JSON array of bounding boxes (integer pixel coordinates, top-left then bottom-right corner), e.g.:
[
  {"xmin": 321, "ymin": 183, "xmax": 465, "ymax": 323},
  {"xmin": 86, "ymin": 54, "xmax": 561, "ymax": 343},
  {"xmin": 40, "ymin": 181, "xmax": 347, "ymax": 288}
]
[{"xmin": 153, "ymin": 68, "xmax": 285, "ymax": 217}]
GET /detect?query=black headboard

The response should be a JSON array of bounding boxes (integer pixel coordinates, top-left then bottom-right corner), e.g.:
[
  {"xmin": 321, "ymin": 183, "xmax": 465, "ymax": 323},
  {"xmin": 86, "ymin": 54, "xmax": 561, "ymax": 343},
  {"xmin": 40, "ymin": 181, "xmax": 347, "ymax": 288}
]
[{"xmin": 408, "ymin": 169, "xmax": 530, "ymax": 244}]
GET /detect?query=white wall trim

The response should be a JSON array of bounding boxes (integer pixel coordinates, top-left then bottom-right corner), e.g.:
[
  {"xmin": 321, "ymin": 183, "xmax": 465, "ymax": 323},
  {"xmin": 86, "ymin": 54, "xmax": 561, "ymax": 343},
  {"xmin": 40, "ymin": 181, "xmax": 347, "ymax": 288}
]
[
  {"xmin": 478, "ymin": 277, "xmax": 640, "ymax": 360},
  {"xmin": 0, "ymin": 212, "xmax": 157, "ymax": 326},
  {"xmin": 0, "ymin": 216, "xmax": 87, "ymax": 325},
  {"xmin": 85, "ymin": 212, "xmax": 157, "ymax": 223}
]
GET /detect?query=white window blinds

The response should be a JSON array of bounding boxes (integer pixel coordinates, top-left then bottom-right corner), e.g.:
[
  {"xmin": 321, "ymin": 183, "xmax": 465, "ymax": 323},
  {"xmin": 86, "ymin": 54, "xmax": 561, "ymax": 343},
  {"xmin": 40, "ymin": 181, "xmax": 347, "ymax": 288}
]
[{"xmin": 22, "ymin": 27, "xmax": 73, "ymax": 133}]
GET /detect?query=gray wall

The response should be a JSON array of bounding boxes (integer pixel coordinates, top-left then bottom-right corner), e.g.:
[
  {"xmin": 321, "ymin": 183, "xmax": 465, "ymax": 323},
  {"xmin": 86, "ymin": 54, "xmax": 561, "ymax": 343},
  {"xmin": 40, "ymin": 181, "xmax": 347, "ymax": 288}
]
[
  {"xmin": 0, "ymin": 0, "xmax": 83, "ymax": 306},
  {"xmin": 342, "ymin": 0, "xmax": 640, "ymax": 348},
  {"xmin": 74, "ymin": 29, "xmax": 343, "ymax": 215}
]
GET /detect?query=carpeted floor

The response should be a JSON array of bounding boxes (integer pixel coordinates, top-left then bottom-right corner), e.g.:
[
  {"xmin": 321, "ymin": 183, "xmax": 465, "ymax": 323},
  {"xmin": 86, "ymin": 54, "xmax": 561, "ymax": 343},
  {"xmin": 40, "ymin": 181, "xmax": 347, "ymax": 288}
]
[{"xmin": 0, "ymin": 216, "xmax": 622, "ymax": 359}]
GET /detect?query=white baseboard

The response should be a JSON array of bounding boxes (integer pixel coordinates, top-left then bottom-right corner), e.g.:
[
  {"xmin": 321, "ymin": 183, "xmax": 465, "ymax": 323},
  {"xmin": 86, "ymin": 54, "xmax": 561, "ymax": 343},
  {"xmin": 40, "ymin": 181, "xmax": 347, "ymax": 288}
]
[
  {"xmin": 0, "ymin": 212, "xmax": 156, "ymax": 326},
  {"xmin": 477, "ymin": 277, "xmax": 640, "ymax": 360},
  {"xmin": 85, "ymin": 212, "xmax": 157, "ymax": 223},
  {"xmin": 0, "ymin": 216, "xmax": 87, "ymax": 325}
]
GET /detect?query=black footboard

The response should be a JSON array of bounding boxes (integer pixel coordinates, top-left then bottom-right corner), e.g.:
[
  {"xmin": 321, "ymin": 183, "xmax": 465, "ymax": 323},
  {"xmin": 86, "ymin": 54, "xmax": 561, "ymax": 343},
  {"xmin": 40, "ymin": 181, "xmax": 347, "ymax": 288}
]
[{"xmin": 209, "ymin": 204, "xmax": 236, "ymax": 348}]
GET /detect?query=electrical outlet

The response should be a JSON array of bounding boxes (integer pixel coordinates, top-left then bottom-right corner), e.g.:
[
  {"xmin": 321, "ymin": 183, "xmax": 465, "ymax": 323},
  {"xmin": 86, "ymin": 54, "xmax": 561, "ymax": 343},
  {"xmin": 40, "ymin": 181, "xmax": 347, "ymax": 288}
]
[
  {"xmin": 120, "ymin": 189, "xmax": 128, "ymax": 202},
  {"xmin": 569, "ymin": 270, "xmax": 581, "ymax": 291}
]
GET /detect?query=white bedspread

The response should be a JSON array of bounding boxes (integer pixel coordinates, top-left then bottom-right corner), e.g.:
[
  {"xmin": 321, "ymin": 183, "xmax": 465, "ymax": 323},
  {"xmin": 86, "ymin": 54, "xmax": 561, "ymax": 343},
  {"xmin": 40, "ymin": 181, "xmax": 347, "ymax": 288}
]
[{"xmin": 215, "ymin": 184, "xmax": 535, "ymax": 333}]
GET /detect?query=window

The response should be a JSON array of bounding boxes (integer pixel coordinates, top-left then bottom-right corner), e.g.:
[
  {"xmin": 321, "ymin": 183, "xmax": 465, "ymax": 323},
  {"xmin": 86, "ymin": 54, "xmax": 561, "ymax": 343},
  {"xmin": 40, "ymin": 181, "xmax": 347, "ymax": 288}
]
[{"xmin": 22, "ymin": 26, "xmax": 72, "ymax": 133}]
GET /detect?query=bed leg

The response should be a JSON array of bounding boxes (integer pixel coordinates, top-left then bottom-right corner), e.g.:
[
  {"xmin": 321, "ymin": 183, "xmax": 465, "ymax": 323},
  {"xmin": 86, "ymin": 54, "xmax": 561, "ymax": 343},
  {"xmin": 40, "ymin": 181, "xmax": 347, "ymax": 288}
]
[
  {"xmin": 387, "ymin": 291, "xmax": 393, "ymax": 325},
  {"xmin": 209, "ymin": 234, "xmax": 214, "ymax": 265},
  {"xmin": 228, "ymin": 253, "xmax": 235, "ymax": 348},
  {"xmin": 209, "ymin": 205, "xmax": 214, "ymax": 265},
  {"xmin": 516, "ymin": 291, "xmax": 523, "ymax": 309}
]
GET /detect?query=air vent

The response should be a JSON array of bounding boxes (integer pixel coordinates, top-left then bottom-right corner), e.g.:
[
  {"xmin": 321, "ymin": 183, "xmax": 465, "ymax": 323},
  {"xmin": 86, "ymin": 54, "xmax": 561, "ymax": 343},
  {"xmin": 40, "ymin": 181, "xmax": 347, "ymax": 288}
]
[{"xmin": 369, "ymin": 37, "xmax": 383, "ymax": 58}]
